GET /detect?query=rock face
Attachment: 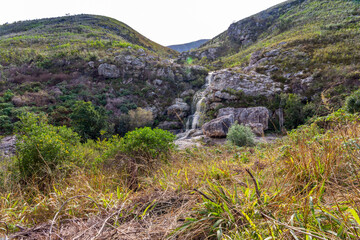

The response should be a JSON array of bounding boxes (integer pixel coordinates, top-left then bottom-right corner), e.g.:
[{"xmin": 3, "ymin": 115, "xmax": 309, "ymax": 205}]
[
  {"xmin": 0, "ymin": 136, "xmax": 16, "ymax": 160},
  {"xmin": 204, "ymin": 69, "xmax": 285, "ymax": 102},
  {"xmin": 202, "ymin": 114, "xmax": 235, "ymax": 138},
  {"xmin": 202, "ymin": 107, "xmax": 270, "ymax": 137},
  {"xmin": 227, "ymin": 0, "xmax": 305, "ymax": 46},
  {"xmin": 218, "ymin": 107, "xmax": 270, "ymax": 131},
  {"xmin": 98, "ymin": 63, "xmax": 120, "ymax": 78}
]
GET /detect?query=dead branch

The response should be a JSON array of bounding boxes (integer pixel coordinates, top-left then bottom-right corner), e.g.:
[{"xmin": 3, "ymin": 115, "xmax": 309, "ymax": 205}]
[{"xmin": 49, "ymin": 195, "xmax": 101, "ymax": 240}]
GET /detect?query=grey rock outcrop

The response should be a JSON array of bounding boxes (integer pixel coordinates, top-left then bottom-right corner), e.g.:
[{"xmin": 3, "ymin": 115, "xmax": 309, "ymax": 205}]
[
  {"xmin": 0, "ymin": 136, "xmax": 16, "ymax": 160},
  {"xmin": 98, "ymin": 63, "xmax": 120, "ymax": 78},
  {"xmin": 202, "ymin": 107, "xmax": 270, "ymax": 137},
  {"xmin": 218, "ymin": 107, "xmax": 270, "ymax": 131},
  {"xmin": 204, "ymin": 69, "xmax": 285, "ymax": 107},
  {"xmin": 202, "ymin": 114, "xmax": 234, "ymax": 138}
]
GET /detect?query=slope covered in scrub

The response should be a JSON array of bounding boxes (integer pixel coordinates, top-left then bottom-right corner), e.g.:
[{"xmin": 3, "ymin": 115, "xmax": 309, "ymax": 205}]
[{"xmin": 0, "ymin": 14, "xmax": 208, "ymax": 136}]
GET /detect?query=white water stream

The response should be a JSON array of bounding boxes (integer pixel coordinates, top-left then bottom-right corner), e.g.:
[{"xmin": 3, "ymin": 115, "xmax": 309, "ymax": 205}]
[{"xmin": 178, "ymin": 72, "xmax": 214, "ymax": 140}]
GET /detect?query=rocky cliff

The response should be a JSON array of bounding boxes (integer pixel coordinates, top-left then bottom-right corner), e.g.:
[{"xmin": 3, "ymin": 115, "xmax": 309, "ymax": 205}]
[{"xmin": 178, "ymin": 0, "xmax": 360, "ymax": 133}]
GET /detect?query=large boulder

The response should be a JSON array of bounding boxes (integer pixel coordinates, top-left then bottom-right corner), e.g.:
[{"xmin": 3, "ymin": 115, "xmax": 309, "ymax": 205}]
[
  {"xmin": 202, "ymin": 114, "xmax": 235, "ymax": 138},
  {"xmin": 218, "ymin": 107, "xmax": 270, "ymax": 131},
  {"xmin": 98, "ymin": 63, "xmax": 120, "ymax": 78}
]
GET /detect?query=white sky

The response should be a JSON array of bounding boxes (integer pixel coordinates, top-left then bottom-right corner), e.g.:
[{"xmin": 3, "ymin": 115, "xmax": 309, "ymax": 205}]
[{"xmin": 0, "ymin": 0, "xmax": 286, "ymax": 46}]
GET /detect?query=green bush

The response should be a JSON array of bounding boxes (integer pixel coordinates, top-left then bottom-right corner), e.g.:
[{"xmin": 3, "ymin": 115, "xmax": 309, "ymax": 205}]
[
  {"xmin": 120, "ymin": 127, "xmax": 175, "ymax": 160},
  {"xmin": 16, "ymin": 113, "xmax": 80, "ymax": 181},
  {"xmin": 0, "ymin": 115, "xmax": 13, "ymax": 133},
  {"xmin": 282, "ymin": 93, "xmax": 304, "ymax": 129},
  {"xmin": 345, "ymin": 89, "xmax": 360, "ymax": 114},
  {"xmin": 227, "ymin": 122, "xmax": 255, "ymax": 147},
  {"xmin": 3, "ymin": 89, "xmax": 14, "ymax": 102},
  {"xmin": 70, "ymin": 101, "xmax": 107, "ymax": 141}
]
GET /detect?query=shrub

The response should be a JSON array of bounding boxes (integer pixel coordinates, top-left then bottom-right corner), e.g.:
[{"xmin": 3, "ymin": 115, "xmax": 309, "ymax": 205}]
[
  {"xmin": 282, "ymin": 93, "xmax": 304, "ymax": 129},
  {"xmin": 70, "ymin": 101, "xmax": 107, "ymax": 141},
  {"xmin": 128, "ymin": 107, "xmax": 153, "ymax": 130},
  {"xmin": 3, "ymin": 89, "xmax": 14, "ymax": 102},
  {"xmin": 227, "ymin": 122, "xmax": 255, "ymax": 147},
  {"xmin": 0, "ymin": 115, "xmax": 13, "ymax": 134},
  {"xmin": 120, "ymin": 127, "xmax": 175, "ymax": 160},
  {"xmin": 16, "ymin": 113, "xmax": 80, "ymax": 181},
  {"xmin": 345, "ymin": 89, "xmax": 360, "ymax": 114}
]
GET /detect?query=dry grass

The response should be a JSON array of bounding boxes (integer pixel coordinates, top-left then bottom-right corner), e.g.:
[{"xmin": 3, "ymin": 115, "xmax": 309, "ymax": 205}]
[{"xmin": 1, "ymin": 113, "xmax": 360, "ymax": 239}]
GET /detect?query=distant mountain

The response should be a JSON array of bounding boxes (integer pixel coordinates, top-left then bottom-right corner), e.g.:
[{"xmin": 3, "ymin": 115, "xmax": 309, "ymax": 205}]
[{"xmin": 168, "ymin": 39, "xmax": 209, "ymax": 52}]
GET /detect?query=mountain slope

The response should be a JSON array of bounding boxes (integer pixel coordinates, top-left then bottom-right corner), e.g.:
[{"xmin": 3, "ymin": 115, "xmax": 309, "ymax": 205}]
[
  {"xmin": 179, "ymin": 0, "xmax": 360, "ymax": 121},
  {"xmin": 168, "ymin": 39, "xmax": 209, "ymax": 52}
]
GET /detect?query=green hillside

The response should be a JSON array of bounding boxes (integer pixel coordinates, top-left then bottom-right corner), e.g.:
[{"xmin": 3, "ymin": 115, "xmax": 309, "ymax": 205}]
[{"xmin": 0, "ymin": 14, "xmax": 176, "ymax": 65}]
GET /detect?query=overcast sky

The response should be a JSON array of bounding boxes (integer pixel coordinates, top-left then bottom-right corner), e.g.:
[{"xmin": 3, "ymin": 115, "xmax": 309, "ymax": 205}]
[{"xmin": 0, "ymin": 0, "xmax": 286, "ymax": 46}]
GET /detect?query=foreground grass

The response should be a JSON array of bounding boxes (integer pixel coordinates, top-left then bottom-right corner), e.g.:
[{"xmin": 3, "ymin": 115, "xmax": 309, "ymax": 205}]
[{"xmin": 1, "ymin": 112, "xmax": 360, "ymax": 239}]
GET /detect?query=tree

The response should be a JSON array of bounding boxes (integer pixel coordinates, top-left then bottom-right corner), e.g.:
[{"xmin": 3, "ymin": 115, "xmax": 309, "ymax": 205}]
[{"xmin": 70, "ymin": 101, "xmax": 106, "ymax": 141}]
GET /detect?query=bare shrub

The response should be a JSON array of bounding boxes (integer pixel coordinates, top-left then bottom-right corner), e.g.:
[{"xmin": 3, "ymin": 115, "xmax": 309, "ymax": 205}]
[{"xmin": 128, "ymin": 107, "xmax": 153, "ymax": 130}]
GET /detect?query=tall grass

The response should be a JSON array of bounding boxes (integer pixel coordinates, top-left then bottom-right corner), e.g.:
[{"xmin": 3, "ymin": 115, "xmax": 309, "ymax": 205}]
[{"xmin": 1, "ymin": 112, "xmax": 360, "ymax": 239}]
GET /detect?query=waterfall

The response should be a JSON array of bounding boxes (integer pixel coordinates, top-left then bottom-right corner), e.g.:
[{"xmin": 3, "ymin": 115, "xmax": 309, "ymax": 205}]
[
  {"xmin": 186, "ymin": 72, "xmax": 214, "ymax": 130},
  {"xmin": 177, "ymin": 72, "xmax": 214, "ymax": 140}
]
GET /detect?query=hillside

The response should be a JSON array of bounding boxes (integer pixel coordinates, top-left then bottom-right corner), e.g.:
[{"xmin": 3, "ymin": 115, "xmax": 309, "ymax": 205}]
[
  {"xmin": 168, "ymin": 39, "xmax": 209, "ymax": 52},
  {"xmin": 0, "ymin": 14, "xmax": 176, "ymax": 58},
  {"xmin": 178, "ymin": 0, "xmax": 360, "ymax": 129},
  {"xmin": 0, "ymin": 14, "xmax": 208, "ymax": 136}
]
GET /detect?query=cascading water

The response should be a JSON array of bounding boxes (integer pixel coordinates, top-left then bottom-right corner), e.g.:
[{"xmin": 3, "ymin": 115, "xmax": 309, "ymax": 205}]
[
  {"xmin": 186, "ymin": 72, "xmax": 214, "ymax": 130},
  {"xmin": 176, "ymin": 72, "xmax": 214, "ymax": 140}
]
